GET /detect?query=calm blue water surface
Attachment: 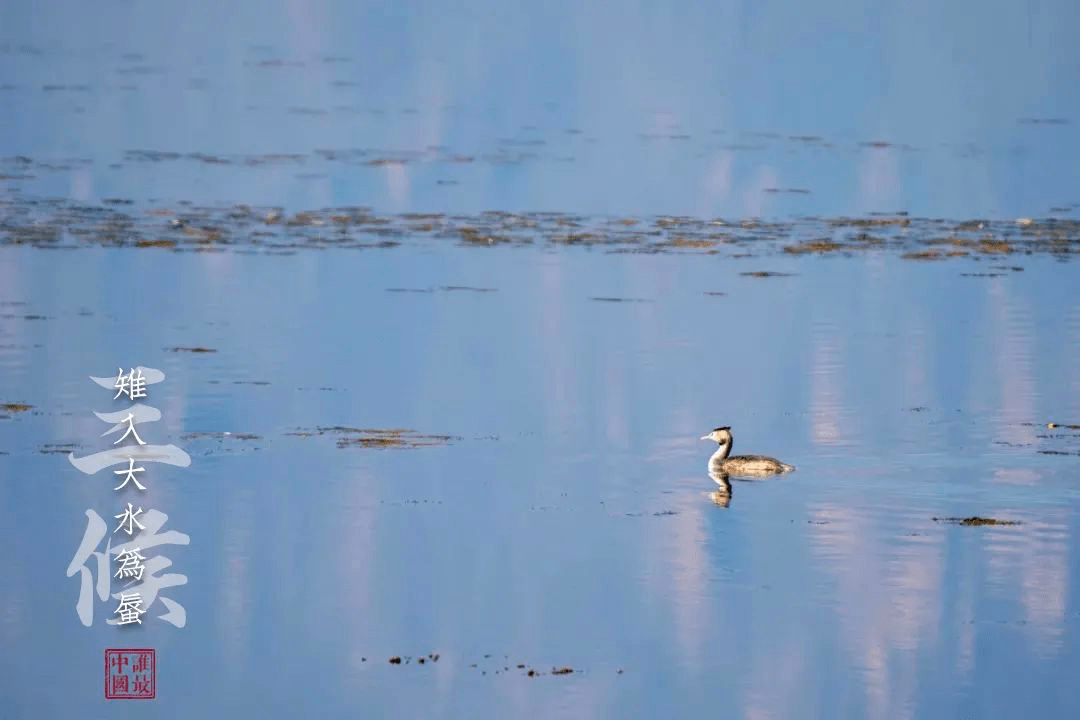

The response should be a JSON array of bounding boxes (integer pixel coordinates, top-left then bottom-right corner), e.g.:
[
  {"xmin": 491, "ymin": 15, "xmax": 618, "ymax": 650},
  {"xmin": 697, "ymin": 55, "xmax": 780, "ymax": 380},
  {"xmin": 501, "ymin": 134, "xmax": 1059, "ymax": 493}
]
[
  {"xmin": 1, "ymin": 1, "xmax": 1079, "ymax": 719},
  {"xmin": 2, "ymin": 0, "xmax": 1079, "ymax": 218}
]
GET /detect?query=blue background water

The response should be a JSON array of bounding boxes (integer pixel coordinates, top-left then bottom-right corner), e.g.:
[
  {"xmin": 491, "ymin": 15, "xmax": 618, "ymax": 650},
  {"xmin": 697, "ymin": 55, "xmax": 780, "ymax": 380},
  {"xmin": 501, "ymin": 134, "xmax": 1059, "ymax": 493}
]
[{"xmin": 1, "ymin": 1, "xmax": 1079, "ymax": 718}]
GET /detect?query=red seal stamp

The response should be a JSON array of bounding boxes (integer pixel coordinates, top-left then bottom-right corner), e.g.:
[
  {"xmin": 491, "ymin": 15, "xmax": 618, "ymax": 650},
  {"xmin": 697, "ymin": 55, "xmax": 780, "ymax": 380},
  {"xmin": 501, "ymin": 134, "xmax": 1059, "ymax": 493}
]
[{"xmin": 105, "ymin": 648, "xmax": 156, "ymax": 699}]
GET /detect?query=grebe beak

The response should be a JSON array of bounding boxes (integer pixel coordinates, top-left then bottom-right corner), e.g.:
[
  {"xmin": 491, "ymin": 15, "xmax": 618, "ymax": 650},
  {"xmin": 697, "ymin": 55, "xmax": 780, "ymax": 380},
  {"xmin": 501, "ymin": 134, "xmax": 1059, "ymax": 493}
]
[{"xmin": 700, "ymin": 434, "xmax": 711, "ymax": 440}]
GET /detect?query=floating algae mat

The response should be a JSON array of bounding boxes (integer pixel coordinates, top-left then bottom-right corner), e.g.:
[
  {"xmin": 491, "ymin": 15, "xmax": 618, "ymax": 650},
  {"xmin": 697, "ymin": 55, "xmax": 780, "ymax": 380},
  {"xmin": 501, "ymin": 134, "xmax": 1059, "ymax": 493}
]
[
  {"xmin": 3, "ymin": 200, "xmax": 1079, "ymax": 259},
  {"xmin": 286, "ymin": 426, "xmax": 459, "ymax": 449}
]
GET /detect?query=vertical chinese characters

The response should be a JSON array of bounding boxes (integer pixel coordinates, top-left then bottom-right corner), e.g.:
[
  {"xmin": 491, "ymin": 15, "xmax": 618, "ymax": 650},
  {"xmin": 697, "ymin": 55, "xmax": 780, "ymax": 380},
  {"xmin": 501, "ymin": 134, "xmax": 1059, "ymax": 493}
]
[{"xmin": 66, "ymin": 367, "xmax": 191, "ymax": 628}]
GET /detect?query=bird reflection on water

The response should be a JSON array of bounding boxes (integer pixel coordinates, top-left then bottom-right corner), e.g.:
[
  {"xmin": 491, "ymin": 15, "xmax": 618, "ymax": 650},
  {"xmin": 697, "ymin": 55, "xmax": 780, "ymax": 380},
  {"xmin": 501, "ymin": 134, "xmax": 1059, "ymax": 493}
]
[{"xmin": 708, "ymin": 466, "xmax": 732, "ymax": 507}]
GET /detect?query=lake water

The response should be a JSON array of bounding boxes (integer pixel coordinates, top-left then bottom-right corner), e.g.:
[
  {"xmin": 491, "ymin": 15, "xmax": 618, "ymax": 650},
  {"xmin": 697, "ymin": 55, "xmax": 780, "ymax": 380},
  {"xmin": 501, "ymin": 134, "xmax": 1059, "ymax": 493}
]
[{"xmin": 2, "ymin": 1, "xmax": 1079, "ymax": 718}]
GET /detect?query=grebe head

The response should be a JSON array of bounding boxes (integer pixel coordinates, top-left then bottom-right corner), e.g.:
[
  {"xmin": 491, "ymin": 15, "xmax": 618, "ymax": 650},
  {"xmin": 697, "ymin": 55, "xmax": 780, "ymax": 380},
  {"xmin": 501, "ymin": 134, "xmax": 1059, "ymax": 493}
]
[{"xmin": 700, "ymin": 426, "xmax": 732, "ymax": 445}]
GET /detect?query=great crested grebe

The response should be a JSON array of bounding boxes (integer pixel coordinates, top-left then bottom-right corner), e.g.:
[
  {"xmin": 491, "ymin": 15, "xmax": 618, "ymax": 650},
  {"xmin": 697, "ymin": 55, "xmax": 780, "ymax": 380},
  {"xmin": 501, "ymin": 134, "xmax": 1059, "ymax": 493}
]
[{"xmin": 700, "ymin": 426, "xmax": 795, "ymax": 477}]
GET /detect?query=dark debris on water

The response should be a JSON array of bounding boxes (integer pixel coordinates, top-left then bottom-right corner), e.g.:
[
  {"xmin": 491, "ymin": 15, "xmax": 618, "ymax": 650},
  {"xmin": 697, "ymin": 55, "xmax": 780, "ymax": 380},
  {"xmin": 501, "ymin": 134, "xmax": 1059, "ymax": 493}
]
[
  {"xmin": 933, "ymin": 516, "xmax": 1021, "ymax": 526},
  {"xmin": 382, "ymin": 653, "xmax": 584, "ymax": 677}
]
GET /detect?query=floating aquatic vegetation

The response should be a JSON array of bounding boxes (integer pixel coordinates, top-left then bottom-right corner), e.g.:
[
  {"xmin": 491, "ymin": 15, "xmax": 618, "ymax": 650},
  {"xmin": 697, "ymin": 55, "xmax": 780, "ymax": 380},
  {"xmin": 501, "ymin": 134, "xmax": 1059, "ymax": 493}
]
[
  {"xmin": 1, "ymin": 199, "xmax": 1078, "ymax": 259},
  {"xmin": 181, "ymin": 431, "xmax": 260, "ymax": 441},
  {"xmin": 288, "ymin": 426, "xmax": 458, "ymax": 449},
  {"xmin": 740, "ymin": 271, "xmax": 795, "ymax": 278},
  {"xmin": 658, "ymin": 236, "xmax": 717, "ymax": 249},
  {"xmin": 39, "ymin": 442, "xmax": 80, "ymax": 455},
  {"xmin": 933, "ymin": 517, "xmax": 1020, "ymax": 526},
  {"xmin": 901, "ymin": 250, "xmax": 945, "ymax": 261},
  {"xmin": 783, "ymin": 239, "xmax": 844, "ymax": 254}
]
